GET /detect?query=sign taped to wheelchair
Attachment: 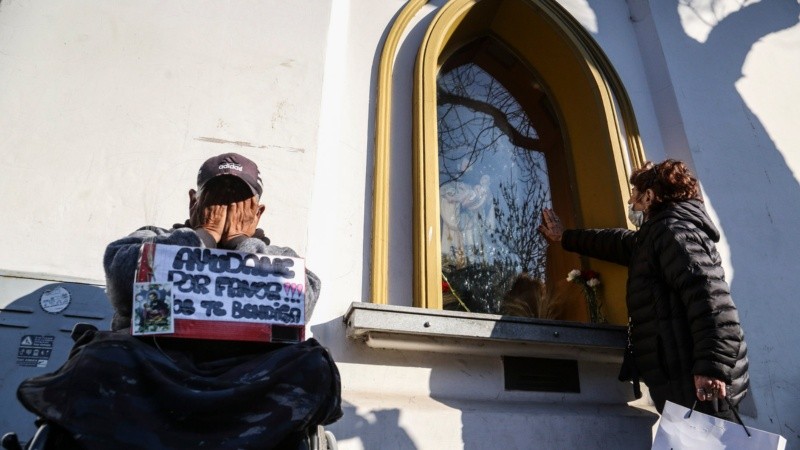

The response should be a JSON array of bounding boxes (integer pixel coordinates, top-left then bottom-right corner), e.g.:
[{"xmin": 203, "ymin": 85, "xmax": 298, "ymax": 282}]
[{"xmin": 133, "ymin": 242, "xmax": 305, "ymax": 343}]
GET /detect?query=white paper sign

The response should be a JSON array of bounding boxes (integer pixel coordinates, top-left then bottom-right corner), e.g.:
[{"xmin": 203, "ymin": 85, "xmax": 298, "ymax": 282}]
[{"xmin": 142, "ymin": 244, "xmax": 306, "ymax": 328}]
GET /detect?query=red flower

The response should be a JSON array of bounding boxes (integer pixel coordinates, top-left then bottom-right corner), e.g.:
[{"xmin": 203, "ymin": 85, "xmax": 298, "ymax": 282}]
[
  {"xmin": 582, "ymin": 270, "xmax": 600, "ymax": 280},
  {"xmin": 442, "ymin": 280, "xmax": 451, "ymax": 293}
]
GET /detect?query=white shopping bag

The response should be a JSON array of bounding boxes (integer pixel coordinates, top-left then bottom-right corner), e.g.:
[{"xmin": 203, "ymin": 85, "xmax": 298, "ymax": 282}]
[{"xmin": 652, "ymin": 401, "xmax": 787, "ymax": 450}]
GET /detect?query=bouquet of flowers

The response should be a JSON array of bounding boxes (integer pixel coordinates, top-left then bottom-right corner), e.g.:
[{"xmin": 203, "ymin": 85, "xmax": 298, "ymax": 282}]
[{"xmin": 567, "ymin": 269, "xmax": 607, "ymax": 324}]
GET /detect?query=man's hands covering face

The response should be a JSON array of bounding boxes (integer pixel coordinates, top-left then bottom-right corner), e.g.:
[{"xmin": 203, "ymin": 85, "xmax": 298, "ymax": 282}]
[
  {"xmin": 190, "ymin": 190, "xmax": 262, "ymax": 244},
  {"xmin": 190, "ymin": 189, "xmax": 228, "ymax": 243},
  {"xmin": 225, "ymin": 196, "xmax": 262, "ymax": 242}
]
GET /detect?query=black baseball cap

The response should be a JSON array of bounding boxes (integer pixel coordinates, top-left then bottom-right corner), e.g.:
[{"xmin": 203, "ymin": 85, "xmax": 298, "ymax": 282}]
[{"xmin": 197, "ymin": 153, "xmax": 263, "ymax": 197}]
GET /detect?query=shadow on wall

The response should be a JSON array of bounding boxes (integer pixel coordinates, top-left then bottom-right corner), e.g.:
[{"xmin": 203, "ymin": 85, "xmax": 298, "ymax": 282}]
[
  {"xmin": 425, "ymin": 343, "xmax": 658, "ymax": 449},
  {"xmin": 0, "ymin": 282, "xmax": 113, "ymax": 442},
  {"xmin": 310, "ymin": 319, "xmax": 419, "ymax": 449},
  {"xmin": 591, "ymin": 0, "xmax": 800, "ymax": 438},
  {"xmin": 326, "ymin": 401, "xmax": 417, "ymax": 450}
]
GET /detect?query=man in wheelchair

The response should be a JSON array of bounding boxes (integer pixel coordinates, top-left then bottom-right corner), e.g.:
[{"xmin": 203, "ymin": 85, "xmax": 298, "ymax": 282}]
[{"xmin": 8, "ymin": 153, "xmax": 342, "ymax": 450}]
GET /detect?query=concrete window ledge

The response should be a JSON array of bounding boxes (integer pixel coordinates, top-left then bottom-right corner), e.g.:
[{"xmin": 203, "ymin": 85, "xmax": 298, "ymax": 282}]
[{"xmin": 344, "ymin": 302, "xmax": 627, "ymax": 363}]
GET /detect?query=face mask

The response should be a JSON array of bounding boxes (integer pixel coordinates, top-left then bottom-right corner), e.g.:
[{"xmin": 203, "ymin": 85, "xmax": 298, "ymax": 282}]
[{"xmin": 628, "ymin": 204, "xmax": 644, "ymax": 227}]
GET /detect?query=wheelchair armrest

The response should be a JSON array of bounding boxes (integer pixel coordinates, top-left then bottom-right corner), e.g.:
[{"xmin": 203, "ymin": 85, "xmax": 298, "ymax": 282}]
[{"xmin": 1, "ymin": 432, "xmax": 22, "ymax": 450}]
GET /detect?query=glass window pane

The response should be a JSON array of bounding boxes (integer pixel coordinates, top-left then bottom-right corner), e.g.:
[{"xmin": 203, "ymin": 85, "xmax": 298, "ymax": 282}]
[{"xmin": 438, "ymin": 62, "xmax": 552, "ymax": 315}]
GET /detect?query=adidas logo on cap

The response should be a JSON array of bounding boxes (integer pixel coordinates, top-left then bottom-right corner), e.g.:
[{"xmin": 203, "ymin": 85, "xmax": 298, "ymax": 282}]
[{"xmin": 219, "ymin": 163, "xmax": 243, "ymax": 171}]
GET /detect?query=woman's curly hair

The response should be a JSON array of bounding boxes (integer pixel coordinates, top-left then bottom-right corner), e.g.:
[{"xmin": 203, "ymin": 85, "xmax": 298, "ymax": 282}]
[{"xmin": 630, "ymin": 159, "xmax": 700, "ymax": 209}]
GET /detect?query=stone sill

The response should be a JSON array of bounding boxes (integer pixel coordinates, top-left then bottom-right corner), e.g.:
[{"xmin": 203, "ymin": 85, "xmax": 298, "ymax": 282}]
[{"xmin": 344, "ymin": 302, "xmax": 627, "ymax": 363}]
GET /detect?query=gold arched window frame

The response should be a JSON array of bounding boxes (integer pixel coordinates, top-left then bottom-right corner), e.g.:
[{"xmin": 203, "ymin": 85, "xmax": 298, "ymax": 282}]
[{"xmin": 371, "ymin": 0, "xmax": 645, "ymax": 325}]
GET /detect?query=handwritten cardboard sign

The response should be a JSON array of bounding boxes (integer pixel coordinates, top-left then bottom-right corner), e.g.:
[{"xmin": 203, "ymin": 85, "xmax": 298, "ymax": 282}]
[{"xmin": 133, "ymin": 243, "xmax": 305, "ymax": 342}]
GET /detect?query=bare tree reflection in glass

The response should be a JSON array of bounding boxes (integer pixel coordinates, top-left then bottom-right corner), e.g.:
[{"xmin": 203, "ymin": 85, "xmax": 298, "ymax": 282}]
[{"xmin": 438, "ymin": 62, "xmax": 552, "ymax": 314}]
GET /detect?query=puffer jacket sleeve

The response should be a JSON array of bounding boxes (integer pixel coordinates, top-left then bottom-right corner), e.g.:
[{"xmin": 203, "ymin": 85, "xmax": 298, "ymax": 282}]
[
  {"xmin": 652, "ymin": 224, "xmax": 744, "ymax": 383},
  {"xmin": 103, "ymin": 227, "xmax": 205, "ymax": 331},
  {"xmin": 562, "ymin": 228, "xmax": 636, "ymax": 266}
]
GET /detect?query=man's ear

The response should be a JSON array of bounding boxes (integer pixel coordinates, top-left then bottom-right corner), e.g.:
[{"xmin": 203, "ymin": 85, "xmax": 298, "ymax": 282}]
[
  {"xmin": 189, "ymin": 189, "xmax": 198, "ymax": 209},
  {"xmin": 256, "ymin": 203, "xmax": 266, "ymax": 219}
]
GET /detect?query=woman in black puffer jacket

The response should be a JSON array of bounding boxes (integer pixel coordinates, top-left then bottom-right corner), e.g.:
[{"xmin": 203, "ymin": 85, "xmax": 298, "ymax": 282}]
[{"xmin": 539, "ymin": 159, "xmax": 748, "ymax": 420}]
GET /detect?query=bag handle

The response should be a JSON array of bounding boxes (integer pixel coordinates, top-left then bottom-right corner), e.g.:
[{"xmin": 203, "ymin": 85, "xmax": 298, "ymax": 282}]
[{"xmin": 688, "ymin": 397, "xmax": 751, "ymax": 437}]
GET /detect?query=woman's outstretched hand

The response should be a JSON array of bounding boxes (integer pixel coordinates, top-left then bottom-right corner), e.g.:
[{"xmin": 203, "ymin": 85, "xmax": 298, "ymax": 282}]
[{"xmin": 538, "ymin": 208, "xmax": 564, "ymax": 242}]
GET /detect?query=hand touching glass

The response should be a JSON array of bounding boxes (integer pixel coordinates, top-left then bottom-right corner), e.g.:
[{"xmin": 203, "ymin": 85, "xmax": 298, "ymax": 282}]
[{"xmin": 538, "ymin": 208, "xmax": 564, "ymax": 242}]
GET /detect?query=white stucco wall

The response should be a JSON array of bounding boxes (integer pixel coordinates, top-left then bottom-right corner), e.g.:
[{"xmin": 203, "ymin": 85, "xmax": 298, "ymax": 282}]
[{"xmin": 0, "ymin": 0, "xmax": 332, "ymax": 282}]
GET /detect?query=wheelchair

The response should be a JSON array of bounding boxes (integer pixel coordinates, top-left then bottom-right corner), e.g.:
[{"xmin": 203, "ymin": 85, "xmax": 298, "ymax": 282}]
[
  {"xmin": 2, "ymin": 423, "xmax": 337, "ymax": 450},
  {"xmin": 2, "ymin": 323, "xmax": 340, "ymax": 450}
]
